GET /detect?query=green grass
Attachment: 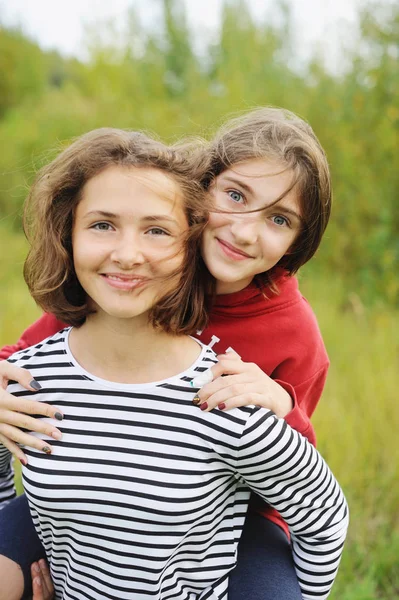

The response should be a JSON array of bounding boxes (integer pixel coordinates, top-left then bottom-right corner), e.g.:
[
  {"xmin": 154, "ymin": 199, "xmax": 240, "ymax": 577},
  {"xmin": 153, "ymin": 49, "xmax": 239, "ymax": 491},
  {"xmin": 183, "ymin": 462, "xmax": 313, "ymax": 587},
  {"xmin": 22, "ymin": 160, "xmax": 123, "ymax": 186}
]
[{"xmin": 1, "ymin": 225, "xmax": 398, "ymax": 599}]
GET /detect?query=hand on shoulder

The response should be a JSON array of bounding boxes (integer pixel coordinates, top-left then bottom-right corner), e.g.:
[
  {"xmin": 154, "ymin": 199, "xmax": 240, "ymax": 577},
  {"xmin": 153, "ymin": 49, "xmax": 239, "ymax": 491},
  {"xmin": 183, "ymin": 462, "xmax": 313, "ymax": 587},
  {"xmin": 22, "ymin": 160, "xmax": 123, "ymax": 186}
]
[{"xmin": 192, "ymin": 352, "xmax": 293, "ymax": 417}]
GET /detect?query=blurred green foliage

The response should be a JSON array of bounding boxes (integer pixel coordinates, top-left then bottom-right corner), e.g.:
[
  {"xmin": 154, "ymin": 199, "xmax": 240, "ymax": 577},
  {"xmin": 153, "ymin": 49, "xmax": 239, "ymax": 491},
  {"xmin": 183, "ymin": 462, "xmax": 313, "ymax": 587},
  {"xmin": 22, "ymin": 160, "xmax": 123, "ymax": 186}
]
[
  {"xmin": 0, "ymin": 0, "xmax": 397, "ymax": 305},
  {"xmin": 0, "ymin": 2, "xmax": 398, "ymax": 597}
]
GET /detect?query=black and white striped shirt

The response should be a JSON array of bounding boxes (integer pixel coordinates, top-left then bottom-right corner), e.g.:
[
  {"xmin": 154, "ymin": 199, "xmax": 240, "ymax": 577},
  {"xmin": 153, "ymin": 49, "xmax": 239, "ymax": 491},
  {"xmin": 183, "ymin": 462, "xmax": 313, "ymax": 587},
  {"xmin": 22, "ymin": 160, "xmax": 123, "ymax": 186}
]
[
  {"xmin": 1, "ymin": 329, "xmax": 348, "ymax": 600},
  {"xmin": 0, "ymin": 446, "xmax": 16, "ymax": 507}
]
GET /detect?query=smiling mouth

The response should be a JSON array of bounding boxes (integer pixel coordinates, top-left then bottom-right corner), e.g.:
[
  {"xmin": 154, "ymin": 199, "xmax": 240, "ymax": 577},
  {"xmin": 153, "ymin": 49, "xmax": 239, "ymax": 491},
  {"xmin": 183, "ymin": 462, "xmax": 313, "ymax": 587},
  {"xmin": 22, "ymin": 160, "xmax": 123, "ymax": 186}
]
[
  {"xmin": 101, "ymin": 274, "xmax": 149, "ymax": 290},
  {"xmin": 216, "ymin": 239, "xmax": 253, "ymax": 260}
]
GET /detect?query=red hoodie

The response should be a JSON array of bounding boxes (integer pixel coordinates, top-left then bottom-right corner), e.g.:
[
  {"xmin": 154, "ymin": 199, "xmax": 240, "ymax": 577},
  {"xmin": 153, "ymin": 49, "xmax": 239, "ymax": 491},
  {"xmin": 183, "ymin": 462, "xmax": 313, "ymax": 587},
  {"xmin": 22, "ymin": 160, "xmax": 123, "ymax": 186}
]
[{"xmin": 1, "ymin": 271, "xmax": 328, "ymax": 537}]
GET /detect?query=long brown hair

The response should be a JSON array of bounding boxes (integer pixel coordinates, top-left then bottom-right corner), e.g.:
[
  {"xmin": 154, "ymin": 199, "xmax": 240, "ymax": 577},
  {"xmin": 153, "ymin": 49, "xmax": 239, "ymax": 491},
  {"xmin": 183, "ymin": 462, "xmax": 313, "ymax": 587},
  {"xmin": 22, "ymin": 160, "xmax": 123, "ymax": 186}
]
[
  {"xmin": 184, "ymin": 107, "xmax": 332, "ymax": 290},
  {"xmin": 23, "ymin": 128, "xmax": 211, "ymax": 334}
]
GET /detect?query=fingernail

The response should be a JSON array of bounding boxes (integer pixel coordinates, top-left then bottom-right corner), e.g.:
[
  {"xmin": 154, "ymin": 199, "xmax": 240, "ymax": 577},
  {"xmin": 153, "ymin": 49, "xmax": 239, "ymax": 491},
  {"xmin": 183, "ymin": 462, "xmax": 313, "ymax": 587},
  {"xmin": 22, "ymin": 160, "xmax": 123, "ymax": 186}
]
[
  {"xmin": 192, "ymin": 395, "xmax": 201, "ymax": 405},
  {"xmin": 54, "ymin": 412, "xmax": 63, "ymax": 421},
  {"xmin": 33, "ymin": 563, "xmax": 40, "ymax": 573},
  {"xmin": 51, "ymin": 430, "xmax": 62, "ymax": 440},
  {"xmin": 200, "ymin": 402, "xmax": 208, "ymax": 411},
  {"xmin": 19, "ymin": 457, "xmax": 28, "ymax": 466},
  {"xmin": 218, "ymin": 403, "xmax": 226, "ymax": 411},
  {"xmin": 191, "ymin": 370, "xmax": 214, "ymax": 388},
  {"xmin": 30, "ymin": 379, "xmax": 42, "ymax": 390},
  {"xmin": 35, "ymin": 577, "xmax": 42, "ymax": 586},
  {"xmin": 42, "ymin": 446, "xmax": 51, "ymax": 454}
]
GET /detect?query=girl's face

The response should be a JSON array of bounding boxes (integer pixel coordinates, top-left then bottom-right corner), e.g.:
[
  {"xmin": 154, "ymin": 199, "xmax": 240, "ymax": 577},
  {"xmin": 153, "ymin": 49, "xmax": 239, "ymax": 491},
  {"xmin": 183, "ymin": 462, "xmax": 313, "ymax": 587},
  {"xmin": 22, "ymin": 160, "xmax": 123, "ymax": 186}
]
[
  {"xmin": 72, "ymin": 165, "xmax": 188, "ymax": 325},
  {"xmin": 201, "ymin": 159, "xmax": 303, "ymax": 294}
]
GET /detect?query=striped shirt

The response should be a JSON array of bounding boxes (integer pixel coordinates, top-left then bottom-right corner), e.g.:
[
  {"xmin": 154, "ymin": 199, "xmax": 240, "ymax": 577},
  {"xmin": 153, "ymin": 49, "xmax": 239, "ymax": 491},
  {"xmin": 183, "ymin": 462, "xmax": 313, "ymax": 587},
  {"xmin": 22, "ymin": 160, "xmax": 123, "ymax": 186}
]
[
  {"xmin": 0, "ymin": 446, "xmax": 16, "ymax": 507},
  {"xmin": 1, "ymin": 329, "xmax": 348, "ymax": 600}
]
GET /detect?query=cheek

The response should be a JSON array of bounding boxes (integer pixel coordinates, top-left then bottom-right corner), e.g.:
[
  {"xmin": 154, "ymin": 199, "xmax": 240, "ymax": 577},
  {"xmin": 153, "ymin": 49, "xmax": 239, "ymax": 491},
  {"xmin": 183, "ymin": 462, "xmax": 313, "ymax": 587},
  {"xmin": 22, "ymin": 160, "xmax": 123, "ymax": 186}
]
[
  {"xmin": 206, "ymin": 211, "xmax": 231, "ymax": 232},
  {"xmin": 72, "ymin": 235, "xmax": 102, "ymax": 271}
]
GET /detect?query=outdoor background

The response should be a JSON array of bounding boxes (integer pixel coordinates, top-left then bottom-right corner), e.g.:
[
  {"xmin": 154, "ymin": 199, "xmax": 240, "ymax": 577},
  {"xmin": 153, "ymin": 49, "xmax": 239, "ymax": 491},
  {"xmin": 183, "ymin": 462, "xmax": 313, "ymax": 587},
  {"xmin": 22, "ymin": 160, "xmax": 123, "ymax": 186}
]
[{"xmin": 0, "ymin": 1, "xmax": 398, "ymax": 598}]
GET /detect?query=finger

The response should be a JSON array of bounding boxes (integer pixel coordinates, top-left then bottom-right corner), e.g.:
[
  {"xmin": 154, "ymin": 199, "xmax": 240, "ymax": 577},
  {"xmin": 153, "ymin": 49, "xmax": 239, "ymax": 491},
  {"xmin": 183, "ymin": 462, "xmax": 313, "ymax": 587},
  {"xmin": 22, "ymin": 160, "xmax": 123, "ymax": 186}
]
[
  {"xmin": 0, "ymin": 432, "xmax": 28, "ymax": 464},
  {"xmin": 207, "ymin": 392, "xmax": 267, "ymax": 413},
  {"xmin": 0, "ymin": 407, "xmax": 63, "ymax": 440},
  {"xmin": 0, "ymin": 362, "xmax": 42, "ymax": 392},
  {"xmin": 196, "ymin": 372, "xmax": 249, "ymax": 404},
  {"xmin": 32, "ymin": 575, "xmax": 44, "ymax": 600},
  {"xmin": 191, "ymin": 358, "xmax": 246, "ymax": 389},
  {"xmin": 38, "ymin": 559, "xmax": 54, "ymax": 596},
  {"xmin": 0, "ymin": 424, "xmax": 53, "ymax": 454},
  {"xmin": 199, "ymin": 383, "xmax": 259, "ymax": 411},
  {"xmin": 0, "ymin": 388, "xmax": 64, "ymax": 421},
  {"xmin": 31, "ymin": 563, "xmax": 45, "ymax": 600}
]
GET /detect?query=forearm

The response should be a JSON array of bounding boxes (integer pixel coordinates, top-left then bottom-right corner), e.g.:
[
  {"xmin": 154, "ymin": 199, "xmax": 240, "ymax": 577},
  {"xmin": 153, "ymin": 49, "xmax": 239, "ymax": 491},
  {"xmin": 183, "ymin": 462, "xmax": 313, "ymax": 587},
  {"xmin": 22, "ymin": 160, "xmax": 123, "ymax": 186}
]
[{"xmin": 238, "ymin": 411, "xmax": 349, "ymax": 600}]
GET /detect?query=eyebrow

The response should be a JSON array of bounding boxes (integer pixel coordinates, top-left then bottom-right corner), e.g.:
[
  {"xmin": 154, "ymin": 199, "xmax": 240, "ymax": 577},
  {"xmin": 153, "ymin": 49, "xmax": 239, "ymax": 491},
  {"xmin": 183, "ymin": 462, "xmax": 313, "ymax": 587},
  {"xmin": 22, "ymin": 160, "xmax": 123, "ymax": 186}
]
[
  {"xmin": 221, "ymin": 176, "xmax": 303, "ymax": 223},
  {"xmin": 222, "ymin": 176, "xmax": 254, "ymax": 196},
  {"xmin": 84, "ymin": 211, "xmax": 180, "ymax": 225}
]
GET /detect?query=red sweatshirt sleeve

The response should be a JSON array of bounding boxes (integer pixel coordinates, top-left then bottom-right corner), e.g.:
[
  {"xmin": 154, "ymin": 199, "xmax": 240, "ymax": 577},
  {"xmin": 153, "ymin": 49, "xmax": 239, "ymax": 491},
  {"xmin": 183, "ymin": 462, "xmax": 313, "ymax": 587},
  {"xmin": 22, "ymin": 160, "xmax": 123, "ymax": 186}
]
[
  {"xmin": 274, "ymin": 363, "xmax": 329, "ymax": 447},
  {"xmin": 0, "ymin": 314, "xmax": 66, "ymax": 360}
]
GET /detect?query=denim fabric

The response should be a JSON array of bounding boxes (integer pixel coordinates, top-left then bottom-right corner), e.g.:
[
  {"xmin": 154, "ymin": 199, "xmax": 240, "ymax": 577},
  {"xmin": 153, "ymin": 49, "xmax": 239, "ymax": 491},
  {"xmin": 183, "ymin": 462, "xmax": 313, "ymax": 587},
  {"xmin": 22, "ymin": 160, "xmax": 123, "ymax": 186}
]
[
  {"xmin": 228, "ymin": 512, "xmax": 302, "ymax": 600},
  {"xmin": 0, "ymin": 494, "xmax": 45, "ymax": 599}
]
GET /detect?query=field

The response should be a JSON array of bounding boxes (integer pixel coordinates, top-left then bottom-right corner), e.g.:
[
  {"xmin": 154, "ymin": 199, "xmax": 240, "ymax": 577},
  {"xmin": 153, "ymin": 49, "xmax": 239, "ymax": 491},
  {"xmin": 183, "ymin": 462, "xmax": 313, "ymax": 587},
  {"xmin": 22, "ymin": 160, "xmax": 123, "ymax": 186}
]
[{"xmin": 1, "ymin": 225, "xmax": 398, "ymax": 599}]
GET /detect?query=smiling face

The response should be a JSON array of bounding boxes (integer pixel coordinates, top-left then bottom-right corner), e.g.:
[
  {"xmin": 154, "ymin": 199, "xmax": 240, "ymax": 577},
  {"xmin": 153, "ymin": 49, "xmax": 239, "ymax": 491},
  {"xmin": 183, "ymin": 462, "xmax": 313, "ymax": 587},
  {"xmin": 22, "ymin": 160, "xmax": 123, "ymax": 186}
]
[
  {"xmin": 201, "ymin": 159, "xmax": 303, "ymax": 294},
  {"xmin": 72, "ymin": 165, "xmax": 188, "ymax": 326}
]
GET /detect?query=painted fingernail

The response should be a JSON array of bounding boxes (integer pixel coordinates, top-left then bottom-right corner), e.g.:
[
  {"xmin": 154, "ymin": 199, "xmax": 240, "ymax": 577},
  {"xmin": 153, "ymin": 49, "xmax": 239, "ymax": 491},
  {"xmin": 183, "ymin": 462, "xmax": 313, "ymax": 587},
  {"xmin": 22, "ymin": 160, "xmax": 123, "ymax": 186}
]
[
  {"xmin": 200, "ymin": 402, "xmax": 208, "ymax": 411},
  {"xmin": 192, "ymin": 395, "xmax": 201, "ymax": 405},
  {"xmin": 218, "ymin": 403, "xmax": 226, "ymax": 411},
  {"xmin": 51, "ymin": 430, "xmax": 62, "ymax": 440},
  {"xmin": 191, "ymin": 370, "xmax": 214, "ymax": 388},
  {"xmin": 19, "ymin": 457, "xmax": 28, "ymax": 466},
  {"xmin": 54, "ymin": 412, "xmax": 63, "ymax": 421},
  {"xmin": 30, "ymin": 379, "xmax": 42, "ymax": 390},
  {"xmin": 42, "ymin": 446, "xmax": 51, "ymax": 454}
]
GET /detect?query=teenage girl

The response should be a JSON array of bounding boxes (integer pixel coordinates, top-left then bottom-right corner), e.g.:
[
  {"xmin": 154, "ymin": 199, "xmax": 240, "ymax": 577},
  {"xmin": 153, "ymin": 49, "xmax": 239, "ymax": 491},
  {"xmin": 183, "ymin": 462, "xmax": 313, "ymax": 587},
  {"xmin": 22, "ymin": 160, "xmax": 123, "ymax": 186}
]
[{"xmin": 1, "ymin": 109, "xmax": 337, "ymax": 599}]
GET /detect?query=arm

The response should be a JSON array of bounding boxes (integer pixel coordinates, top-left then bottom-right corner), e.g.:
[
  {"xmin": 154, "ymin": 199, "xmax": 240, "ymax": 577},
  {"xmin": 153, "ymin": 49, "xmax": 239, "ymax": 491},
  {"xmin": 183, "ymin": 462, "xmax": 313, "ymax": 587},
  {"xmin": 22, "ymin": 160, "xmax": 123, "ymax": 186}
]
[
  {"xmin": 0, "ymin": 361, "xmax": 64, "ymax": 464},
  {"xmin": 236, "ymin": 408, "xmax": 349, "ymax": 600},
  {"xmin": 0, "ymin": 313, "xmax": 65, "ymax": 360},
  {"xmin": 192, "ymin": 353, "xmax": 328, "ymax": 446},
  {"xmin": 0, "ymin": 314, "xmax": 66, "ymax": 463}
]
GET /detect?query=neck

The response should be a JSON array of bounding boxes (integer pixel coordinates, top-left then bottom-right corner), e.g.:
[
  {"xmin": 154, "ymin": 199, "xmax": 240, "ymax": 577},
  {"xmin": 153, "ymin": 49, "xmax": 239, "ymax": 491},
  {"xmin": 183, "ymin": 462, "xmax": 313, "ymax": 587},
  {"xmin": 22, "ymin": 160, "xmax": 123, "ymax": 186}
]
[
  {"xmin": 69, "ymin": 314, "xmax": 200, "ymax": 384},
  {"xmin": 215, "ymin": 278, "xmax": 253, "ymax": 295}
]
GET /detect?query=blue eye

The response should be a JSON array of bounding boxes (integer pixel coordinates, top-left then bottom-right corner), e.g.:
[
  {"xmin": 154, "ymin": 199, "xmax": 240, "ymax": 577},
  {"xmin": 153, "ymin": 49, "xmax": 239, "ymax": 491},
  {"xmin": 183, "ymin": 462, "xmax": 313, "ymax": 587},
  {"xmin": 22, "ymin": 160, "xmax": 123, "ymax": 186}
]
[
  {"xmin": 228, "ymin": 190, "xmax": 244, "ymax": 204},
  {"xmin": 272, "ymin": 215, "xmax": 288, "ymax": 227}
]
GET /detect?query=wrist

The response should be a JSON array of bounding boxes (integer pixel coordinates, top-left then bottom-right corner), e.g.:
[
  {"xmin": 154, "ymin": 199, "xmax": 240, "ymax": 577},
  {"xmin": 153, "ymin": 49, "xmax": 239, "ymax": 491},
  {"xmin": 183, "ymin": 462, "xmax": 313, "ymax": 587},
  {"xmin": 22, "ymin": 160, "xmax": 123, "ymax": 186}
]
[{"xmin": 272, "ymin": 385, "xmax": 294, "ymax": 418}]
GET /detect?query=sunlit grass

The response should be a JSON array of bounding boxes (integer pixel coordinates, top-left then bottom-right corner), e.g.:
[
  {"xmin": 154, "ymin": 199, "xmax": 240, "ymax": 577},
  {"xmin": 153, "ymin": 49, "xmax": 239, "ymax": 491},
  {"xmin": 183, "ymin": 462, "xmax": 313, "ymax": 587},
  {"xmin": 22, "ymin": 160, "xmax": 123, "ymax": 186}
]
[{"xmin": 1, "ymin": 227, "xmax": 398, "ymax": 599}]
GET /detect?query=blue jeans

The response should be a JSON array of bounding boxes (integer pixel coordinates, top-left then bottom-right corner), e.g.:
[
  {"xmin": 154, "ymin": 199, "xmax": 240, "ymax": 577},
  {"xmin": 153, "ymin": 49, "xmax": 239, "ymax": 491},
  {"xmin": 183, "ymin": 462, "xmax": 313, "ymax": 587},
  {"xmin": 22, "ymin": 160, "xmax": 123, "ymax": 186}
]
[
  {"xmin": 228, "ymin": 512, "xmax": 302, "ymax": 600},
  {"xmin": 0, "ymin": 495, "xmax": 301, "ymax": 599},
  {"xmin": 0, "ymin": 494, "xmax": 46, "ymax": 598}
]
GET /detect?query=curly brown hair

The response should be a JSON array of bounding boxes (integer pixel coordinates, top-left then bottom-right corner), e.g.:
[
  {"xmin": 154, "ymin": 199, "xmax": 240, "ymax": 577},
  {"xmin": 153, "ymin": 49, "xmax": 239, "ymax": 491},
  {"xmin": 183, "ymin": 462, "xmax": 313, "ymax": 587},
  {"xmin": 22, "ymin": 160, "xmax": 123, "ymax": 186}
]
[{"xmin": 23, "ymin": 128, "xmax": 211, "ymax": 334}]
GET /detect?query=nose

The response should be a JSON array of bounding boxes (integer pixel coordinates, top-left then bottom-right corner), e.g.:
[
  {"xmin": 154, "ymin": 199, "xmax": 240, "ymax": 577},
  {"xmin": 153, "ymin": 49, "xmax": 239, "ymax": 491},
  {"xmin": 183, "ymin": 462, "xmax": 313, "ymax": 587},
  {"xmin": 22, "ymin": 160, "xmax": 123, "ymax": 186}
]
[
  {"xmin": 230, "ymin": 216, "xmax": 259, "ymax": 245},
  {"xmin": 110, "ymin": 232, "xmax": 145, "ymax": 268}
]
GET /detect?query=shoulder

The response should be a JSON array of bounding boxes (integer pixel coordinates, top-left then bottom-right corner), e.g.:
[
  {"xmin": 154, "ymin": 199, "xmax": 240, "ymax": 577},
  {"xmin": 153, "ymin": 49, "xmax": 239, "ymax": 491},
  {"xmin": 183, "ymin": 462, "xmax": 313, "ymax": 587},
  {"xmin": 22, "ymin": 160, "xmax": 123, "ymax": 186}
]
[{"xmin": 6, "ymin": 328, "xmax": 69, "ymax": 369}]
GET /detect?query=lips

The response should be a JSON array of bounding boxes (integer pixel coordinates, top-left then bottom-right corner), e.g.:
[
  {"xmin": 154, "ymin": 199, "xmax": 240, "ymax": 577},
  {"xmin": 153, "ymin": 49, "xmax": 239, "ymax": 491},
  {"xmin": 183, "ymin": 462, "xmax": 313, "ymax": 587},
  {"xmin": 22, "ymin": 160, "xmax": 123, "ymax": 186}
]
[
  {"xmin": 216, "ymin": 238, "xmax": 253, "ymax": 261},
  {"xmin": 101, "ymin": 273, "xmax": 149, "ymax": 291}
]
